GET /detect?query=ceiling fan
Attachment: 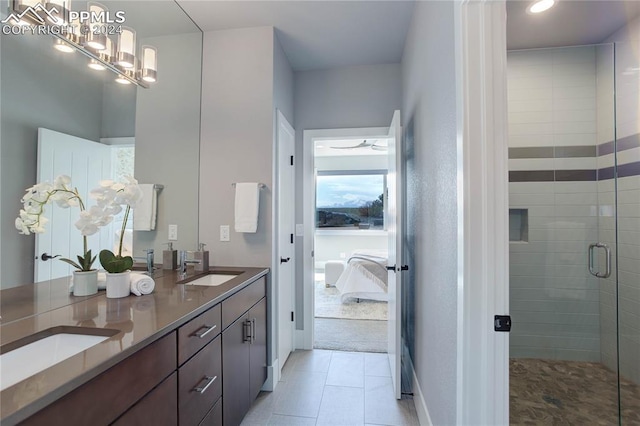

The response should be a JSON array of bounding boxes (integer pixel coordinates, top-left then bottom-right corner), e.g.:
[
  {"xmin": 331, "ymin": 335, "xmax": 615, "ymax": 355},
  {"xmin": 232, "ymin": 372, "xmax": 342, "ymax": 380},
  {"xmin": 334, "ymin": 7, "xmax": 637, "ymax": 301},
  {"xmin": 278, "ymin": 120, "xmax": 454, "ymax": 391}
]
[{"xmin": 329, "ymin": 139, "xmax": 388, "ymax": 151}]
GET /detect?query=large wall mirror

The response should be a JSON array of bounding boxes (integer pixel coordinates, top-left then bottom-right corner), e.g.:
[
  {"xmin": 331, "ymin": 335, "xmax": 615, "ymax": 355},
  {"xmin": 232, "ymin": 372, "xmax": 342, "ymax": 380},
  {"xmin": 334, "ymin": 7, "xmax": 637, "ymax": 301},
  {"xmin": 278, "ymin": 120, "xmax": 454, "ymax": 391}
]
[{"xmin": 1, "ymin": 0, "xmax": 202, "ymax": 288}]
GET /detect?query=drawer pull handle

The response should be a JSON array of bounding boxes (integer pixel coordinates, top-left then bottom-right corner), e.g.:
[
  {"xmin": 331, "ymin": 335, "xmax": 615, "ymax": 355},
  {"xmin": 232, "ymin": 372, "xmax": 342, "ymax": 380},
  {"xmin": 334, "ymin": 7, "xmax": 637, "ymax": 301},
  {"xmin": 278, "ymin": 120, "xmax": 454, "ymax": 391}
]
[
  {"xmin": 193, "ymin": 375, "xmax": 217, "ymax": 394},
  {"xmin": 192, "ymin": 324, "xmax": 217, "ymax": 339}
]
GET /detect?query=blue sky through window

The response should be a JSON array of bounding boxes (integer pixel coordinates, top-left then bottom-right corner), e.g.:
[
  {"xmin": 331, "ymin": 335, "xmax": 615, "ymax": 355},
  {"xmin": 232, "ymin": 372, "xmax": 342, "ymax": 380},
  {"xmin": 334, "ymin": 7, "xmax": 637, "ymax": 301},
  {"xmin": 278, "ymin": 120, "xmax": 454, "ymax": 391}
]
[{"xmin": 316, "ymin": 174, "xmax": 384, "ymax": 208}]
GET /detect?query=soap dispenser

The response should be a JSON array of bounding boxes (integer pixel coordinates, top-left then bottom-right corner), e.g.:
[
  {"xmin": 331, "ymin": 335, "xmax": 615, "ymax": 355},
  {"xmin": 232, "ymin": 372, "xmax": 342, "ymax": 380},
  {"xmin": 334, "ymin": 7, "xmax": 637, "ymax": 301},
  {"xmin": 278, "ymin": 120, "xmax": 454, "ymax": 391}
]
[
  {"xmin": 194, "ymin": 243, "xmax": 209, "ymax": 272},
  {"xmin": 162, "ymin": 242, "xmax": 178, "ymax": 270}
]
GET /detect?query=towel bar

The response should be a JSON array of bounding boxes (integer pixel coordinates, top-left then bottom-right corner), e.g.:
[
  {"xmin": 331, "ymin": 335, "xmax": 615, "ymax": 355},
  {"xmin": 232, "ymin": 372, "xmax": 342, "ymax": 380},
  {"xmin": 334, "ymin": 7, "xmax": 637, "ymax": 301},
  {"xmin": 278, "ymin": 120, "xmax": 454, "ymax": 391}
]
[{"xmin": 231, "ymin": 183, "xmax": 266, "ymax": 189}]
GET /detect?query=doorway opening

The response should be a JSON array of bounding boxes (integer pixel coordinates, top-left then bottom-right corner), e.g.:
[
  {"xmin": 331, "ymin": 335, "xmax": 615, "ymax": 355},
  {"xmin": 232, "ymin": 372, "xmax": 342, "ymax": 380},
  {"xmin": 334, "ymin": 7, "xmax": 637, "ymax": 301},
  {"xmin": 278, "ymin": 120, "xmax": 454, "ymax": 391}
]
[{"xmin": 311, "ymin": 133, "xmax": 390, "ymax": 353}]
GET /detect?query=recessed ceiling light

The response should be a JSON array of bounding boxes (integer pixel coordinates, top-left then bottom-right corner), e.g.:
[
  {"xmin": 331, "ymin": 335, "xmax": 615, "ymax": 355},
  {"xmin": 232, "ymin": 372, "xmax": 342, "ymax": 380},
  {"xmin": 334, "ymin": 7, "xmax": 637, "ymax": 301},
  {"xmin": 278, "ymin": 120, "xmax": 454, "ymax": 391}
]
[{"xmin": 527, "ymin": 0, "xmax": 555, "ymax": 14}]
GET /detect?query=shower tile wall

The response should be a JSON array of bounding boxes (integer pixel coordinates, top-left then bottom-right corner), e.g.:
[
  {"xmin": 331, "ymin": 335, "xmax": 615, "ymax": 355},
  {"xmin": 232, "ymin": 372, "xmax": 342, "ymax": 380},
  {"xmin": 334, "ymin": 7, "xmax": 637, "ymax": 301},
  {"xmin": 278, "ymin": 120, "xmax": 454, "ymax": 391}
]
[{"xmin": 508, "ymin": 46, "xmax": 601, "ymax": 361}]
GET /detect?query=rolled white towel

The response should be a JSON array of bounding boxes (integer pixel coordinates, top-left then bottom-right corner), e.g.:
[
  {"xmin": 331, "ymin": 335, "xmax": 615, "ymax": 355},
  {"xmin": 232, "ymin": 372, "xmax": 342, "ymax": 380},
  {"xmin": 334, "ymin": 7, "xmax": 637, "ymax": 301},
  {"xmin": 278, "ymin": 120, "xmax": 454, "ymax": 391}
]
[
  {"xmin": 129, "ymin": 272, "xmax": 155, "ymax": 296},
  {"xmin": 69, "ymin": 271, "xmax": 107, "ymax": 293}
]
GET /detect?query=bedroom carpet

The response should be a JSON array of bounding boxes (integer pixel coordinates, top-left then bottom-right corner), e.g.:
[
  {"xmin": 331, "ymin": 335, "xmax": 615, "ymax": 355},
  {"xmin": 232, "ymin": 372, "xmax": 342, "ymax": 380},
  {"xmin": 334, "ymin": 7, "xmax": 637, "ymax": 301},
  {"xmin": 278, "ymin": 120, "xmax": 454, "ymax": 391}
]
[
  {"xmin": 314, "ymin": 280, "xmax": 387, "ymax": 321},
  {"xmin": 314, "ymin": 318, "xmax": 387, "ymax": 353}
]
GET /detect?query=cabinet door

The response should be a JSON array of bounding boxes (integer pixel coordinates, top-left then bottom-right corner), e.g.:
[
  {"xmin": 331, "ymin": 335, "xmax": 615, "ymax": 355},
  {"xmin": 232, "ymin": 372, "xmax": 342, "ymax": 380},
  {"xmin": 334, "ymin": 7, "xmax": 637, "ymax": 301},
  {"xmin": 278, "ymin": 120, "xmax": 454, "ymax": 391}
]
[
  {"xmin": 113, "ymin": 372, "xmax": 177, "ymax": 426},
  {"xmin": 249, "ymin": 297, "xmax": 267, "ymax": 400},
  {"xmin": 222, "ymin": 314, "xmax": 251, "ymax": 426}
]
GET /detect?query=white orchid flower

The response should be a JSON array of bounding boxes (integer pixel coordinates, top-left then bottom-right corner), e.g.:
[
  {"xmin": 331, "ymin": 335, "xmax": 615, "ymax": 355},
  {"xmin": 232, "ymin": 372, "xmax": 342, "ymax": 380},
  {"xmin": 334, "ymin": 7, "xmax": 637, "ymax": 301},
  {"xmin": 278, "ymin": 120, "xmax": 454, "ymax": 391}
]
[
  {"xmin": 54, "ymin": 175, "xmax": 72, "ymax": 189},
  {"xmin": 15, "ymin": 217, "xmax": 30, "ymax": 235}
]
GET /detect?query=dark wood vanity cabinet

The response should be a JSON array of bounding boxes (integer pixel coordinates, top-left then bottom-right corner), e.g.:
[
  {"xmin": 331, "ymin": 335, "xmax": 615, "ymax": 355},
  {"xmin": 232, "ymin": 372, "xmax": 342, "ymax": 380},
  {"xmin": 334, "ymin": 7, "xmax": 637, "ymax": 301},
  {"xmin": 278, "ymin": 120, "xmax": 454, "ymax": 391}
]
[
  {"xmin": 15, "ymin": 274, "xmax": 267, "ymax": 426},
  {"xmin": 222, "ymin": 279, "xmax": 267, "ymax": 426}
]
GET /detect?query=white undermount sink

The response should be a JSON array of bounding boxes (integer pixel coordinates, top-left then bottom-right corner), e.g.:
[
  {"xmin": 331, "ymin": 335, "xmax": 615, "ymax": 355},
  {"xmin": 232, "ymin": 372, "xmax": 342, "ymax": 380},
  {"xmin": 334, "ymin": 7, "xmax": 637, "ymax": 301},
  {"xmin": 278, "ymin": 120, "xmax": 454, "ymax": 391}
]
[
  {"xmin": 183, "ymin": 273, "xmax": 239, "ymax": 287},
  {"xmin": 0, "ymin": 327, "xmax": 118, "ymax": 391}
]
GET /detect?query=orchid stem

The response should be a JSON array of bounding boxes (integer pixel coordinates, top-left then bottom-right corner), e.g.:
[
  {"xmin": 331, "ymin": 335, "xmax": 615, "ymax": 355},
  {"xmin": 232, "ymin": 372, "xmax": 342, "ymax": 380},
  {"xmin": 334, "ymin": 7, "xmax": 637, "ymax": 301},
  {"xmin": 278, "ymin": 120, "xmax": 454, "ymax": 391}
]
[{"xmin": 119, "ymin": 205, "xmax": 130, "ymax": 257}]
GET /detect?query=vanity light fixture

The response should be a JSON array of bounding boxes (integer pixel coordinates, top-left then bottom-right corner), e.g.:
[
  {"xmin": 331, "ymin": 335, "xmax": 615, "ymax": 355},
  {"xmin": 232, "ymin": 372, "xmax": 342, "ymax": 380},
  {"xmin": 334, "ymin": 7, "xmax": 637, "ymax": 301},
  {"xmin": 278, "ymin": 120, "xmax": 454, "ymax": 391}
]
[
  {"xmin": 116, "ymin": 27, "xmax": 136, "ymax": 69},
  {"xmin": 141, "ymin": 46, "xmax": 157, "ymax": 83},
  {"xmin": 44, "ymin": 0, "xmax": 70, "ymax": 26},
  {"xmin": 527, "ymin": 0, "xmax": 555, "ymax": 14},
  {"xmin": 6, "ymin": 0, "xmax": 157, "ymax": 88},
  {"xmin": 84, "ymin": 2, "xmax": 107, "ymax": 51}
]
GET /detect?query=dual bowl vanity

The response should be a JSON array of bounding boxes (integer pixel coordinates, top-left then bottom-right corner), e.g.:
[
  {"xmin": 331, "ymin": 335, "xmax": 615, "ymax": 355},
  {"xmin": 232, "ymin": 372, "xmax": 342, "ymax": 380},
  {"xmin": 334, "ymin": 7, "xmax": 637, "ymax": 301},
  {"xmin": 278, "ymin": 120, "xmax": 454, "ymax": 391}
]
[{"xmin": 0, "ymin": 266, "xmax": 269, "ymax": 425}]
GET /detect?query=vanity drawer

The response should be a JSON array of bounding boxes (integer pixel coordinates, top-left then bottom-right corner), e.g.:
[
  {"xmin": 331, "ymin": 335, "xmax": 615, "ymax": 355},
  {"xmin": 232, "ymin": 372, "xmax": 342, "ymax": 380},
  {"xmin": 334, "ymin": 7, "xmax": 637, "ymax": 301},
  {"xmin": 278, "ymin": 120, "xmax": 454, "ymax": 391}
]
[
  {"xmin": 179, "ymin": 336, "xmax": 222, "ymax": 426},
  {"xmin": 178, "ymin": 304, "xmax": 221, "ymax": 365},
  {"xmin": 221, "ymin": 276, "xmax": 266, "ymax": 330}
]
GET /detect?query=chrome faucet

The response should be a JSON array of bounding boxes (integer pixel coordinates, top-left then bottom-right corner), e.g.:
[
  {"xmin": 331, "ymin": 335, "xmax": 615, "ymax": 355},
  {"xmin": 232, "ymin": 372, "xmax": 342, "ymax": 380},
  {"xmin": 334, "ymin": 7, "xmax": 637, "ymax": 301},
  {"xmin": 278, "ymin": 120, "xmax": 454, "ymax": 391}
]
[
  {"xmin": 133, "ymin": 249, "xmax": 155, "ymax": 274},
  {"xmin": 179, "ymin": 250, "xmax": 201, "ymax": 278}
]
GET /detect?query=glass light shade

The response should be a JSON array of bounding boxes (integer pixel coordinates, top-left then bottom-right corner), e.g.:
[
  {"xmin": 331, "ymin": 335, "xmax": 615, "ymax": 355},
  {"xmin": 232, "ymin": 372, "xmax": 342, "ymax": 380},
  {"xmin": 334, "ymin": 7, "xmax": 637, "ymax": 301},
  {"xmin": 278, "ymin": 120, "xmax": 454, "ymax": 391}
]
[
  {"xmin": 12, "ymin": 0, "xmax": 43, "ymax": 26},
  {"xmin": 116, "ymin": 27, "xmax": 136, "ymax": 69},
  {"xmin": 45, "ymin": 0, "xmax": 70, "ymax": 26},
  {"xmin": 141, "ymin": 46, "xmax": 157, "ymax": 82},
  {"xmin": 53, "ymin": 38, "xmax": 74, "ymax": 53},
  {"xmin": 84, "ymin": 2, "xmax": 107, "ymax": 50}
]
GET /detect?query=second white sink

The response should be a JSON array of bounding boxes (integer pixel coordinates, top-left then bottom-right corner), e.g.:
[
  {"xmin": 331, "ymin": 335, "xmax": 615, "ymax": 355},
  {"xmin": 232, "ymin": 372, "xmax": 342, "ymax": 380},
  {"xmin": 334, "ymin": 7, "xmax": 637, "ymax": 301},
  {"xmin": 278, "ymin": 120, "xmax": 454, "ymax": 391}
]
[{"xmin": 184, "ymin": 273, "xmax": 238, "ymax": 287}]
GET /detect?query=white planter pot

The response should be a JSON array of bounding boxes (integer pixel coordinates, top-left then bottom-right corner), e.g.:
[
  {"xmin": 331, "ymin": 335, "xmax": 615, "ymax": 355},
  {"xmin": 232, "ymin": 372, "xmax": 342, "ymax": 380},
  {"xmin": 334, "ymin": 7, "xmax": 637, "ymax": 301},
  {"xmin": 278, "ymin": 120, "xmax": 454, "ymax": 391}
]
[
  {"xmin": 106, "ymin": 271, "xmax": 131, "ymax": 299},
  {"xmin": 73, "ymin": 270, "xmax": 99, "ymax": 296}
]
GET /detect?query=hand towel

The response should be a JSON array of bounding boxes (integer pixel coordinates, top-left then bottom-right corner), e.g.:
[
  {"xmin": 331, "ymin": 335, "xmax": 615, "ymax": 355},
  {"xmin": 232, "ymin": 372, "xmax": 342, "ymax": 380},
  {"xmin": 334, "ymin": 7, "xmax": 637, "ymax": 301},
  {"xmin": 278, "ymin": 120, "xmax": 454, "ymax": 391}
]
[
  {"xmin": 129, "ymin": 272, "xmax": 155, "ymax": 296},
  {"xmin": 234, "ymin": 182, "xmax": 260, "ymax": 233},
  {"xmin": 133, "ymin": 184, "xmax": 157, "ymax": 231},
  {"xmin": 69, "ymin": 272, "xmax": 107, "ymax": 292}
]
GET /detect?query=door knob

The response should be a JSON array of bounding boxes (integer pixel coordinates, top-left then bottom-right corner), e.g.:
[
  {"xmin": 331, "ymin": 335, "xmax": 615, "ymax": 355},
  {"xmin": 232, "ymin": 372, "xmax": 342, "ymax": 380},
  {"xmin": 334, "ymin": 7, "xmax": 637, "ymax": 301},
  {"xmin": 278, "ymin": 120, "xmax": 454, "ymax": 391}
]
[
  {"xmin": 40, "ymin": 253, "xmax": 61, "ymax": 261},
  {"xmin": 386, "ymin": 265, "xmax": 396, "ymax": 272},
  {"xmin": 280, "ymin": 257, "xmax": 291, "ymax": 264}
]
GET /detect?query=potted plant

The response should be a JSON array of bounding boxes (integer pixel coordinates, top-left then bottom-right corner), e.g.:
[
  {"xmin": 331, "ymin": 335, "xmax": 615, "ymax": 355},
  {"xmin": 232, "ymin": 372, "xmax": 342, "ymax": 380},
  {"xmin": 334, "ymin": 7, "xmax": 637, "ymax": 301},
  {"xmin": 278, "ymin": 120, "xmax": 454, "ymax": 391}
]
[
  {"xmin": 15, "ymin": 175, "xmax": 108, "ymax": 296},
  {"xmin": 91, "ymin": 176, "xmax": 143, "ymax": 298}
]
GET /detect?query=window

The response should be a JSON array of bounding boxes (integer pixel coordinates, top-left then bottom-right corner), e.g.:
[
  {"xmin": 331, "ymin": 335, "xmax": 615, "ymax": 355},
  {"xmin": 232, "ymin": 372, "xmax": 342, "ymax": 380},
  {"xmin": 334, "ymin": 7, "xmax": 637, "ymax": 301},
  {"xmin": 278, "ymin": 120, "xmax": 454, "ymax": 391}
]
[{"xmin": 316, "ymin": 171, "xmax": 386, "ymax": 230}]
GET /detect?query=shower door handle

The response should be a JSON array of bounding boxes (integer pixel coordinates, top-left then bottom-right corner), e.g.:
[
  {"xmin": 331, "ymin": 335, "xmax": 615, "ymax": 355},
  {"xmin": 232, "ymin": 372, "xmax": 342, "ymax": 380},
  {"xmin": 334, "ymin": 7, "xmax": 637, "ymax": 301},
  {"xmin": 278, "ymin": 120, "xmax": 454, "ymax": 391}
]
[{"xmin": 588, "ymin": 243, "xmax": 611, "ymax": 278}]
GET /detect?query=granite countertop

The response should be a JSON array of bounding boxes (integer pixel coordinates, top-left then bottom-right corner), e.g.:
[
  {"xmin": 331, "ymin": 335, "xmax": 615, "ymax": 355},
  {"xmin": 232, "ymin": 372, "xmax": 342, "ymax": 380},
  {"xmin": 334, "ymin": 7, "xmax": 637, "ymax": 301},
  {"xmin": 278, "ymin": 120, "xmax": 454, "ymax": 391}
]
[{"xmin": 0, "ymin": 265, "xmax": 269, "ymax": 424}]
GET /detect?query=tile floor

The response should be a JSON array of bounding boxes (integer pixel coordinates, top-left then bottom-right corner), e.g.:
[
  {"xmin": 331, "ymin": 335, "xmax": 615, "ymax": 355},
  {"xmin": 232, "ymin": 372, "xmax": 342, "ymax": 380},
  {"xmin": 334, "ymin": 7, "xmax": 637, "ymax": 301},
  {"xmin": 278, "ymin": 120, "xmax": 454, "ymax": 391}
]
[{"xmin": 241, "ymin": 350, "xmax": 420, "ymax": 426}]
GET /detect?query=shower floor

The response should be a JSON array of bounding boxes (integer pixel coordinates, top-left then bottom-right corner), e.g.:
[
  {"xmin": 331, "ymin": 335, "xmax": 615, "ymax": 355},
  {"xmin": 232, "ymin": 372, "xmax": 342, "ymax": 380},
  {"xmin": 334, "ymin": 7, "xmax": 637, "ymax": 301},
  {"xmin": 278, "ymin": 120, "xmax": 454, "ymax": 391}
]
[{"xmin": 510, "ymin": 358, "xmax": 640, "ymax": 425}]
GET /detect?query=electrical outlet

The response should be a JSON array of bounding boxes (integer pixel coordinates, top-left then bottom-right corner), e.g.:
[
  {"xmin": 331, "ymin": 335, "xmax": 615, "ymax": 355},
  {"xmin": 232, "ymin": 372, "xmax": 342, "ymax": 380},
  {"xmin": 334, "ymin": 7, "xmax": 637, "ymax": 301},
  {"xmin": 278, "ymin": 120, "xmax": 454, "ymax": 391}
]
[
  {"xmin": 220, "ymin": 225, "xmax": 230, "ymax": 242},
  {"xmin": 340, "ymin": 252, "xmax": 346, "ymax": 259},
  {"xmin": 168, "ymin": 224, "xmax": 178, "ymax": 241}
]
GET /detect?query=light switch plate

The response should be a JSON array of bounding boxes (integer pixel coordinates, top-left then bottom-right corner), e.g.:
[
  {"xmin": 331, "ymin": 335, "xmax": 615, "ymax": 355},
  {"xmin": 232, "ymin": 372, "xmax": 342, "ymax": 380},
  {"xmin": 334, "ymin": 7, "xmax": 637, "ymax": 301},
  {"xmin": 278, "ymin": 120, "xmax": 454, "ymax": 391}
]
[
  {"xmin": 220, "ymin": 225, "xmax": 230, "ymax": 242},
  {"xmin": 295, "ymin": 224, "xmax": 304, "ymax": 236},
  {"xmin": 168, "ymin": 224, "xmax": 178, "ymax": 241}
]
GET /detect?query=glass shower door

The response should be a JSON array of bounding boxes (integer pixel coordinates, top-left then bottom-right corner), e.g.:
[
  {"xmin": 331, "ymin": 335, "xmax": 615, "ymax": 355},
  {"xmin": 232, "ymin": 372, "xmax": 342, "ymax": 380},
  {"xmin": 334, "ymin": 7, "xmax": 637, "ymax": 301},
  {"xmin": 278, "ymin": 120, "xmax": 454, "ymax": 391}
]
[
  {"xmin": 507, "ymin": 43, "xmax": 623, "ymax": 425},
  {"xmin": 613, "ymin": 39, "xmax": 640, "ymax": 424}
]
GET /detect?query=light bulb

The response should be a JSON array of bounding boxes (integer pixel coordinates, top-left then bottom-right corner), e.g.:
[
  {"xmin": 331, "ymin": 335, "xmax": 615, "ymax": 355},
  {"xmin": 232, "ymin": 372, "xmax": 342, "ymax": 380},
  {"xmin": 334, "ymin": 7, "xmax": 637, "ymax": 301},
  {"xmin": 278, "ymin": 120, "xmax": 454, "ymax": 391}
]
[{"xmin": 527, "ymin": 0, "xmax": 555, "ymax": 14}]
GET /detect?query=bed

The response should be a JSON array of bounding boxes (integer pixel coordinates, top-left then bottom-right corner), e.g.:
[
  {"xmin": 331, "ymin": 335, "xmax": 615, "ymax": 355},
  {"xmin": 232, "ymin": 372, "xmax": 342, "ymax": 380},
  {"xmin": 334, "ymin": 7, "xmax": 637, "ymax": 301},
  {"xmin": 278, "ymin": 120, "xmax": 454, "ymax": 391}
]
[{"xmin": 335, "ymin": 249, "xmax": 389, "ymax": 303}]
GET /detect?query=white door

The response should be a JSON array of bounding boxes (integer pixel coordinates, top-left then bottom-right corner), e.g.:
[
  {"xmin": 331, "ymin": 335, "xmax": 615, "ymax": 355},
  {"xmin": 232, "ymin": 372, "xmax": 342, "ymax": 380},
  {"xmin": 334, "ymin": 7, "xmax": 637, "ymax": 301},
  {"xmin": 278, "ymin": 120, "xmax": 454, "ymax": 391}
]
[
  {"xmin": 276, "ymin": 111, "xmax": 296, "ymax": 372},
  {"xmin": 35, "ymin": 128, "xmax": 112, "ymax": 282},
  {"xmin": 386, "ymin": 110, "xmax": 403, "ymax": 399}
]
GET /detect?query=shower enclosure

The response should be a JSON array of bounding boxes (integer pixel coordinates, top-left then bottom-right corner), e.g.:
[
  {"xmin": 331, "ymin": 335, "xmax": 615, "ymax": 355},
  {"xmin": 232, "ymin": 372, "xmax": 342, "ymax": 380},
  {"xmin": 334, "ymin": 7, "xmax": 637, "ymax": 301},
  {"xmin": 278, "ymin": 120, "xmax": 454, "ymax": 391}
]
[{"xmin": 508, "ymin": 42, "xmax": 640, "ymax": 424}]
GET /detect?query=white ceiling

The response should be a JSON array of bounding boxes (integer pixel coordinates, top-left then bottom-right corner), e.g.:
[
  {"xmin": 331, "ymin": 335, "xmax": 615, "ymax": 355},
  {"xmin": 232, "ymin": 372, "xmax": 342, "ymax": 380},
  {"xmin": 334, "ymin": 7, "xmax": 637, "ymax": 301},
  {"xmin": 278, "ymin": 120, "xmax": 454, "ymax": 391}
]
[
  {"xmin": 506, "ymin": 0, "xmax": 640, "ymax": 50},
  {"xmin": 176, "ymin": 0, "xmax": 415, "ymax": 71},
  {"xmin": 173, "ymin": 0, "xmax": 640, "ymax": 71}
]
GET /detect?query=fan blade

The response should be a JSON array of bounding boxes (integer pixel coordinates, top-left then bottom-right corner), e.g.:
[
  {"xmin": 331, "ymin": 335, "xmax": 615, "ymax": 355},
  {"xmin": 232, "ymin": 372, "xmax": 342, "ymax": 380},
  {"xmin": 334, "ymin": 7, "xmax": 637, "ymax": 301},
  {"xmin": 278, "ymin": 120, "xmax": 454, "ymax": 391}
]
[{"xmin": 330, "ymin": 140, "xmax": 371, "ymax": 150}]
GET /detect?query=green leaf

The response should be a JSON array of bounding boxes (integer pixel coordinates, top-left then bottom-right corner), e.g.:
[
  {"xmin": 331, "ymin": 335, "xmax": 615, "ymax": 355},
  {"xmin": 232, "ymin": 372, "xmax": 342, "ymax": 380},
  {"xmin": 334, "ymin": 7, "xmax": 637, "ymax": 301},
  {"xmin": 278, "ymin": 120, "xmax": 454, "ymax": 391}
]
[
  {"xmin": 99, "ymin": 249, "xmax": 133, "ymax": 273},
  {"xmin": 59, "ymin": 258, "xmax": 82, "ymax": 271}
]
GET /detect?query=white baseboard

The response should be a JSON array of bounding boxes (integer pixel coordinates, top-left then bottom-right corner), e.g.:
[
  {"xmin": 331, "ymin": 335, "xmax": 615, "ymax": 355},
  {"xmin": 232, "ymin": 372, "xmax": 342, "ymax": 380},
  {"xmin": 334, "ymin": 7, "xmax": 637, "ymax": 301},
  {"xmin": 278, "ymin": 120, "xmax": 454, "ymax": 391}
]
[
  {"xmin": 262, "ymin": 362, "xmax": 280, "ymax": 392},
  {"xmin": 295, "ymin": 329, "xmax": 312, "ymax": 350},
  {"xmin": 407, "ymin": 354, "xmax": 432, "ymax": 426}
]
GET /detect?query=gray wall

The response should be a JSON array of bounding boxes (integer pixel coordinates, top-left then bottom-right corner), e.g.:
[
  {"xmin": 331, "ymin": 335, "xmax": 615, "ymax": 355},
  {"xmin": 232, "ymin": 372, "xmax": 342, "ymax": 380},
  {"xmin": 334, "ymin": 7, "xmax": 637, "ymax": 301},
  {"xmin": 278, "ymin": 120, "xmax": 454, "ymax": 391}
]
[
  {"xmin": 273, "ymin": 32, "xmax": 294, "ymax": 126},
  {"xmin": 134, "ymin": 32, "xmax": 203, "ymax": 258},
  {"xmin": 293, "ymin": 63, "xmax": 402, "ymax": 327},
  {"xmin": 401, "ymin": 2, "xmax": 458, "ymax": 424},
  {"xmin": 1, "ymin": 33, "xmax": 104, "ymax": 288},
  {"xmin": 102, "ymin": 82, "xmax": 136, "ymax": 139},
  {"xmin": 199, "ymin": 27, "xmax": 275, "ymax": 268}
]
